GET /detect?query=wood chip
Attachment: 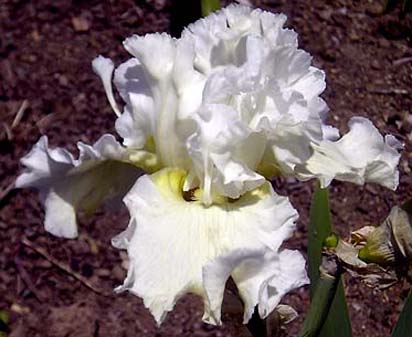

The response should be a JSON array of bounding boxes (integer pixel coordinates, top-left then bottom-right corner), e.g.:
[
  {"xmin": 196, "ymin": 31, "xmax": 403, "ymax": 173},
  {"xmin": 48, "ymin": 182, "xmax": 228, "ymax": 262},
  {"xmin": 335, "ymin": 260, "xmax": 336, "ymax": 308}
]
[
  {"xmin": 71, "ymin": 17, "xmax": 91, "ymax": 32},
  {"xmin": 11, "ymin": 99, "xmax": 29, "ymax": 129}
]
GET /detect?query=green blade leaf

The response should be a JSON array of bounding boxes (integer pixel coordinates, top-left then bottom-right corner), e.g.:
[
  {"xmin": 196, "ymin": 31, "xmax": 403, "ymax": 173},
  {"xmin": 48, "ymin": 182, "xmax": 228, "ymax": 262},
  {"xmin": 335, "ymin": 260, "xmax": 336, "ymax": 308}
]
[
  {"xmin": 391, "ymin": 290, "xmax": 412, "ymax": 337},
  {"xmin": 306, "ymin": 183, "xmax": 353, "ymax": 337},
  {"xmin": 201, "ymin": 0, "xmax": 220, "ymax": 17},
  {"xmin": 308, "ymin": 185, "xmax": 332, "ymax": 290},
  {"xmin": 318, "ymin": 281, "xmax": 352, "ymax": 337},
  {"xmin": 298, "ymin": 260, "xmax": 341, "ymax": 337}
]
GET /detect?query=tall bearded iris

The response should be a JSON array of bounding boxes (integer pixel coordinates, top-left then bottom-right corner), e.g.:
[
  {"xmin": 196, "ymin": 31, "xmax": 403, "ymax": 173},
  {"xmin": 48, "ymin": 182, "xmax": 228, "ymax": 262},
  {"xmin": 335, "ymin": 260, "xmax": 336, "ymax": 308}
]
[{"xmin": 16, "ymin": 4, "xmax": 401, "ymax": 325}]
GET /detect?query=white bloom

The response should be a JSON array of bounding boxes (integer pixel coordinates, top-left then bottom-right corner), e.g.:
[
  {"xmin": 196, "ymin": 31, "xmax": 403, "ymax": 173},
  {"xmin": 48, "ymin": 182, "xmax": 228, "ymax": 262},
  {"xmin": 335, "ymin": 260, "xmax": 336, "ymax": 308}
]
[
  {"xmin": 15, "ymin": 134, "xmax": 158, "ymax": 238},
  {"xmin": 17, "ymin": 2, "xmax": 401, "ymax": 327},
  {"xmin": 112, "ymin": 168, "xmax": 308, "ymax": 325}
]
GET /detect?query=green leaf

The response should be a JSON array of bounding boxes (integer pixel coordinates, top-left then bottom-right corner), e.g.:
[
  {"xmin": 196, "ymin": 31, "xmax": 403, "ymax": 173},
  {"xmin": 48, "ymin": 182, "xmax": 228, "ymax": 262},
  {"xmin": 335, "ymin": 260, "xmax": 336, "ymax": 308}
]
[
  {"xmin": 306, "ymin": 183, "xmax": 353, "ymax": 337},
  {"xmin": 308, "ymin": 184, "xmax": 332, "ymax": 289},
  {"xmin": 318, "ymin": 281, "xmax": 352, "ymax": 337},
  {"xmin": 391, "ymin": 290, "xmax": 412, "ymax": 337},
  {"xmin": 201, "ymin": 0, "xmax": 220, "ymax": 17},
  {"xmin": 298, "ymin": 262, "xmax": 341, "ymax": 337}
]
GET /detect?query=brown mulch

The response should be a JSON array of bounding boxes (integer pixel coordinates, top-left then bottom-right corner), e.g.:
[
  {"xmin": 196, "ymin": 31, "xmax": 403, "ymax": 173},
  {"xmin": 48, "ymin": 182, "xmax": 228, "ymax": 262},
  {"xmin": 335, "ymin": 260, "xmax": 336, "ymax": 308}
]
[{"xmin": 0, "ymin": 0, "xmax": 411, "ymax": 336}]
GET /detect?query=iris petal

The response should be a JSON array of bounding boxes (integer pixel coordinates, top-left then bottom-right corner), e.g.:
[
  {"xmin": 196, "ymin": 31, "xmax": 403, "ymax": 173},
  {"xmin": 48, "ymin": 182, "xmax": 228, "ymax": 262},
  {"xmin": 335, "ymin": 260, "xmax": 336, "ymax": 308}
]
[
  {"xmin": 114, "ymin": 168, "xmax": 305, "ymax": 325},
  {"xmin": 295, "ymin": 117, "xmax": 402, "ymax": 189},
  {"xmin": 16, "ymin": 135, "xmax": 144, "ymax": 238}
]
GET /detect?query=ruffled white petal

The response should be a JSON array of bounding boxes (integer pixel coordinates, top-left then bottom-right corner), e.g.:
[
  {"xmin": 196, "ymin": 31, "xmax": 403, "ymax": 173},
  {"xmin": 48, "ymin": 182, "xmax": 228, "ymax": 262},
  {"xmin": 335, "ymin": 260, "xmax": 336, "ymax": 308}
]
[
  {"xmin": 258, "ymin": 249, "xmax": 309, "ymax": 318},
  {"xmin": 16, "ymin": 135, "xmax": 142, "ymax": 238},
  {"xmin": 202, "ymin": 248, "xmax": 308, "ymax": 324},
  {"xmin": 114, "ymin": 168, "xmax": 302, "ymax": 325},
  {"xmin": 123, "ymin": 33, "xmax": 176, "ymax": 82},
  {"xmin": 16, "ymin": 136, "xmax": 75, "ymax": 188},
  {"xmin": 296, "ymin": 117, "xmax": 402, "ymax": 189},
  {"xmin": 202, "ymin": 248, "xmax": 264, "ymax": 324},
  {"xmin": 182, "ymin": 5, "xmax": 297, "ymax": 75}
]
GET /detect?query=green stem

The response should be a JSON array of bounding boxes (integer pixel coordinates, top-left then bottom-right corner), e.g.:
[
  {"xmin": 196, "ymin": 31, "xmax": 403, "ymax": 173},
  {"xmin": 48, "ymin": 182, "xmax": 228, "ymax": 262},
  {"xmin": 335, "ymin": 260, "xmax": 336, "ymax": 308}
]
[{"xmin": 308, "ymin": 184, "xmax": 333, "ymax": 292}]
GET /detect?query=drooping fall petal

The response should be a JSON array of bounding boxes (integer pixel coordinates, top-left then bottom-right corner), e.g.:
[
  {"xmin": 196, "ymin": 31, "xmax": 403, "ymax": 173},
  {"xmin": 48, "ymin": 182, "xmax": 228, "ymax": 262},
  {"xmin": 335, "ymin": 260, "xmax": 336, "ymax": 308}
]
[
  {"xmin": 295, "ymin": 117, "xmax": 402, "ymax": 189},
  {"xmin": 16, "ymin": 135, "xmax": 148, "ymax": 238},
  {"xmin": 113, "ymin": 168, "xmax": 306, "ymax": 325}
]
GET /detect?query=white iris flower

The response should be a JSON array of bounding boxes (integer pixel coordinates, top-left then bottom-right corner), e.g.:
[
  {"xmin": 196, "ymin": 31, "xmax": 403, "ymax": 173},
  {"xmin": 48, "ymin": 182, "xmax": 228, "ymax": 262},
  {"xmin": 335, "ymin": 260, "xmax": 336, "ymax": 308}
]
[{"xmin": 16, "ymin": 4, "xmax": 401, "ymax": 325}]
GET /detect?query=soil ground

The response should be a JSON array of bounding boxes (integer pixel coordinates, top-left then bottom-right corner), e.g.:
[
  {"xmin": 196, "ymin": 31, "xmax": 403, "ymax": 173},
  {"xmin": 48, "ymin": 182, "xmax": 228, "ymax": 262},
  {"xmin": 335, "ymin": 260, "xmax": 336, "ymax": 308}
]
[{"xmin": 0, "ymin": 0, "xmax": 411, "ymax": 336}]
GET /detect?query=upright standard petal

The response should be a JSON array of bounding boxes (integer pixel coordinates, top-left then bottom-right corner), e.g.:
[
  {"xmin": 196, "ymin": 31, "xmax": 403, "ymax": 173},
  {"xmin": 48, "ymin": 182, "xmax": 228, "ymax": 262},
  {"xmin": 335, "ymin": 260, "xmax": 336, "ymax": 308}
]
[
  {"xmin": 113, "ymin": 168, "xmax": 306, "ymax": 325},
  {"xmin": 16, "ymin": 135, "xmax": 147, "ymax": 238},
  {"xmin": 120, "ymin": 33, "xmax": 191, "ymax": 169},
  {"xmin": 180, "ymin": 5, "xmax": 327, "ymax": 185},
  {"xmin": 295, "ymin": 117, "xmax": 402, "ymax": 189}
]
